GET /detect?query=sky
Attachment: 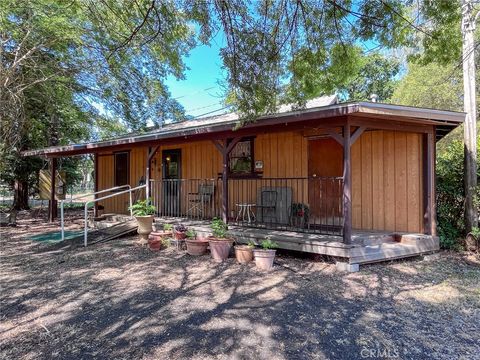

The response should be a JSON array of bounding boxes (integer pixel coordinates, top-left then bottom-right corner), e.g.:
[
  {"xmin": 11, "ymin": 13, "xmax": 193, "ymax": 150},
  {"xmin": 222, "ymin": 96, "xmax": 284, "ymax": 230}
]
[{"xmin": 164, "ymin": 32, "xmax": 228, "ymax": 118}]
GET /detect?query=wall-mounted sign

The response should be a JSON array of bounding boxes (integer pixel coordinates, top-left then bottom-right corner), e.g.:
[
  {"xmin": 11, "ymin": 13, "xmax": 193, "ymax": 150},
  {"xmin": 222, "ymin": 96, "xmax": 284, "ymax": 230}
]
[
  {"xmin": 255, "ymin": 160, "xmax": 264, "ymax": 170},
  {"xmin": 39, "ymin": 170, "xmax": 66, "ymax": 200}
]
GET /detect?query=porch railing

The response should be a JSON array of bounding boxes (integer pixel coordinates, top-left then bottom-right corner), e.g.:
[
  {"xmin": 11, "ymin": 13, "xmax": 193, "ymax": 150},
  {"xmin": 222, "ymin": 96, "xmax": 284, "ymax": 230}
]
[
  {"xmin": 151, "ymin": 177, "xmax": 343, "ymax": 236},
  {"xmin": 229, "ymin": 177, "xmax": 343, "ymax": 235},
  {"xmin": 151, "ymin": 178, "xmax": 223, "ymax": 220}
]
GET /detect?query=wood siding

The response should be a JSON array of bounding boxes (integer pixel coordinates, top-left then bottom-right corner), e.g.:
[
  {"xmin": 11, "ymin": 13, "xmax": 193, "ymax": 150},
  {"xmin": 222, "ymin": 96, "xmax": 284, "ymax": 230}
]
[
  {"xmin": 96, "ymin": 129, "xmax": 424, "ymax": 233},
  {"xmin": 351, "ymin": 130, "xmax": 424, "ymax": 233}
]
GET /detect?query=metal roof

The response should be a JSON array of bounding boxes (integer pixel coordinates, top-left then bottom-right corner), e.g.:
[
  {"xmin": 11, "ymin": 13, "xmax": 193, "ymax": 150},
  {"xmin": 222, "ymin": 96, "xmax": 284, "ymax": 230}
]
[{"xmin": 22, "ymin": 96, "xmax": 464, "ymax": 157}]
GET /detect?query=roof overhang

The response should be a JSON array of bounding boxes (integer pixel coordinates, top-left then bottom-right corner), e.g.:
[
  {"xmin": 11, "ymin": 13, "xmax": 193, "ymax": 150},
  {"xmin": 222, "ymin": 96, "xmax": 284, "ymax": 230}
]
[{"xmin": 22, "ymin": 102, "xmax": 464, "ymax": 158}]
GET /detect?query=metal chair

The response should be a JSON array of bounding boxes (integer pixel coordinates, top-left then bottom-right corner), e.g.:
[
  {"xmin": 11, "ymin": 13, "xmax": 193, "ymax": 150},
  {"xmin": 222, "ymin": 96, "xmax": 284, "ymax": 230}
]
[
  {"xmin": 257, "ymin": 190, "xmax": 277, "ymax": 224},
  {"xmin": 187, "ymin": 183, "xmax": 214, "ymax": 218}
]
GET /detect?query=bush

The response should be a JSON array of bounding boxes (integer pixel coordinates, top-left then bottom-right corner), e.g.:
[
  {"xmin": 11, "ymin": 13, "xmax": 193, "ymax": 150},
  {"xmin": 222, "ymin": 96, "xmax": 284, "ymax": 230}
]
[{"xmin": 436, "ymin": 137, "xmax": 480, "ymax": 249}]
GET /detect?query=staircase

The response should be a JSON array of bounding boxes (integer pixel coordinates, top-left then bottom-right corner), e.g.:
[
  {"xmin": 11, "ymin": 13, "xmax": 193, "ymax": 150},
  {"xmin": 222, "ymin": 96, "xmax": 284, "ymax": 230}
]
[{"xmin": 86, "ymin": 214, "xmax": 138, "ymax": 244}]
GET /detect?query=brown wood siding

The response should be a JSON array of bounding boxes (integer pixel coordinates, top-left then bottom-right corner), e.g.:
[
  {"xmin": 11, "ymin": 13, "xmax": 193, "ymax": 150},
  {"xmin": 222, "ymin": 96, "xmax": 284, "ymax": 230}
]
[
  {"xmin": 96, "ymin": 129, "xmax": 423, "ymax": 233},
  {"xmin": 351, "ymin": 130, "xmax": 424, "ymax": 233}
]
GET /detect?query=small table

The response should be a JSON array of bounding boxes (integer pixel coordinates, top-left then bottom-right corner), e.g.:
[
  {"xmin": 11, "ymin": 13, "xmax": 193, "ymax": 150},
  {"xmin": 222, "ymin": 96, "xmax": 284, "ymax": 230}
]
[{"xmin": 235, "ymin": 203, "xmax": 256, "ymax": 223}]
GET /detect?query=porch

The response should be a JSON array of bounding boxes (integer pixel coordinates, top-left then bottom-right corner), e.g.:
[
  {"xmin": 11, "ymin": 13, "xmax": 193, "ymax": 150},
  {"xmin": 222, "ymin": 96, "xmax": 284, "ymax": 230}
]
[{"xmin": 154, "ymin": 217, "xmax": 439, "ymax": 265}]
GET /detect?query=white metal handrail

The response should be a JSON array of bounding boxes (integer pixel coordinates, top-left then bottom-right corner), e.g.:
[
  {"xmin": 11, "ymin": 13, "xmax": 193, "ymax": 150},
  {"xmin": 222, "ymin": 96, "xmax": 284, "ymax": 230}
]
[
  {"xmin": 80, "ymin": 184, "xmax": 146, "ymax": 247},
  {"xmin": 60, "ymin": 185, "xmax": 132, "ymax": 242},
  {"xmin": 60, "ymin": 184, "xmax": 147, "ymax": 246}
]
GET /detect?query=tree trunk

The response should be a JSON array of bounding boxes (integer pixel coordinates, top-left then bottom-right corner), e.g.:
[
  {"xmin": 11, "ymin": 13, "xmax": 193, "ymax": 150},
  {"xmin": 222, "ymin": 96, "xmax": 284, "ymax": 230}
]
[
  {"xmin": 13, "ymin": 179, "xmax": 29, "ymax": 210},
  {"xmin": 461, "ymin": 0, "xmax": 478, "ymax": 232}
]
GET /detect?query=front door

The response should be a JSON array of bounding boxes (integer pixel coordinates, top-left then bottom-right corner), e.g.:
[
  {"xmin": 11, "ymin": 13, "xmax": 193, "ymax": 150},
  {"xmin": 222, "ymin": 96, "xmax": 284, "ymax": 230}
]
[
  {"xmin": 162, "ymin": 149, "xmax": 181, "ymax": 216},
  {"xmin": 308, "ymin": 138, "xmax": 343, "ymax": 227}
]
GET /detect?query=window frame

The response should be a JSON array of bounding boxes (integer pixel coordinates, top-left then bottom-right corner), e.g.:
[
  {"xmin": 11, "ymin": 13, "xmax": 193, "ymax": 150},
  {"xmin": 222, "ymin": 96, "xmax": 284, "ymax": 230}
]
[
  {"xmin": 113, "ymin": 151, "xmax": 130, "ymax": 187},
  {"xmin": 228, "ymin": 137, "xmax": 257, "ymax": 178}
]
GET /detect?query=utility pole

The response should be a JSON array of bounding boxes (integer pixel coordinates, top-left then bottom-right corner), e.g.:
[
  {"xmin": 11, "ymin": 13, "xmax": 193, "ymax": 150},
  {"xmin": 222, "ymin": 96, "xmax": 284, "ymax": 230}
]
[{"xmin": 461, "ymin": 0, "xmax": 478, "ymax": 232}]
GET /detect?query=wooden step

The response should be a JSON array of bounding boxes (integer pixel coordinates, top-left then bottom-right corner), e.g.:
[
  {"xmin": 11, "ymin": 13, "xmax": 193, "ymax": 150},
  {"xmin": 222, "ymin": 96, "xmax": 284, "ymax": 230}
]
[{"xmin": 349, "ymin": 240, "xmax": 438, "ymax": 265}]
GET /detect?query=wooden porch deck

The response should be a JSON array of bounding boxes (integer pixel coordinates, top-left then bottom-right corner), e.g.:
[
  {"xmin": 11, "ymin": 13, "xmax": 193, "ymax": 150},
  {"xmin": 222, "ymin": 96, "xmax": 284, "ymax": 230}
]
[{"xmin": 155, "ymin": 218, "xmax": 439, "ymax": 265}]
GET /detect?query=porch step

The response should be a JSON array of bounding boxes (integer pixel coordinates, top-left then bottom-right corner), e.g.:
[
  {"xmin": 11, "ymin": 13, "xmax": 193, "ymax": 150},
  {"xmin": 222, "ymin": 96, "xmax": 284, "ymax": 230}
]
[
  {"xmin": 349, "ymin": 237, "xmax": 439, "ymax": 265},
  {"xmin": 87, "ymin": 220, "xmax": 138, "ymax": 244}
]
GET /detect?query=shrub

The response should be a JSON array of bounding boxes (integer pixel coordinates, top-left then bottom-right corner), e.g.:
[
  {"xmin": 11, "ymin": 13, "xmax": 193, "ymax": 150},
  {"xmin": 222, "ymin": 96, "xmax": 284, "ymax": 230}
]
[{"xmin": 436, "ymin": 137, "xmax": 480, "ymax": 249}]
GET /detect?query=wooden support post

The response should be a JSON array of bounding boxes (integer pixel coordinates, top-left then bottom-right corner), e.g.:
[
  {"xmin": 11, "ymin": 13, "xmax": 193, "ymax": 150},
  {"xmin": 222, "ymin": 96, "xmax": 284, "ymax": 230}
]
[
  {"xmin": 48, "ymin": 157, "xmax": 57, "ymax": 222},
  {"xmin": 221, "ymin": 146, "xmax": 229, "ymax": 223},
  {"xmin": 94, "ymin": 153, "xmax": 99, "ymax": 218},
  {"xmin": 342, "ymin": 123, "xmax": 352, "ymax": 245},
  {"xmin": 212, "ymin": 137, "xmax": 242, "ymax": 223},
  {"xmin": 423, "ymin": 130, "xmax": 437, "ymax": 236},
  {"xmin": 146, "ymin": 146, "xmax": 159, "ymax": 201}
]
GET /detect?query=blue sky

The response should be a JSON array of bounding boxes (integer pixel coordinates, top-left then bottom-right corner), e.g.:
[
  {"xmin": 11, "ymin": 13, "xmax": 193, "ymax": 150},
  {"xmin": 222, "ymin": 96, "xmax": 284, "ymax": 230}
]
[{"xmin": 165, "ymin": 33, "xmax": 228, "ymax": 118}]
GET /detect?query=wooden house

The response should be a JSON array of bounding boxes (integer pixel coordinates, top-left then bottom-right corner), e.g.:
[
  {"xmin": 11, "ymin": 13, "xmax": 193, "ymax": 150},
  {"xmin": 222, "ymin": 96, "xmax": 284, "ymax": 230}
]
[{"xmin": 24, "ymin": 96, "xmax": 465, "ymax": 266}]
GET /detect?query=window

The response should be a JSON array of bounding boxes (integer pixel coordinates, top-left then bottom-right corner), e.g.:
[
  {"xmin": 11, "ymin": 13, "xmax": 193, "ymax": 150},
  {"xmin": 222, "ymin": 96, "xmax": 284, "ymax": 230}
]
[
  {"xmin": 114, "ymin": 152, "xmax": 129, "ymax": 186},
  {"xmin": 229, "ymin": 138, "xmax": 254, "ymax": 176}
]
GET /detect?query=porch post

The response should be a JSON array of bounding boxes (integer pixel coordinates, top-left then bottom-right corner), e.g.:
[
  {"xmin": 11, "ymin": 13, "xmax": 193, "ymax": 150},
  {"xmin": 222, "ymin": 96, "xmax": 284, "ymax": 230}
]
[
  {"xmin": 222, "ymin": 145, "xmax": 229, "ymax": 223},
  {"xmin": 146, "ymin": 146, "xmax": 159, "ymax": 201},
  {"xmin": 48, "ymin": 157, "xmax": 57, "ymax": 222},
  {"xmin": 423, "ymin": 129, "xmax": 437, "ymax": 236},
  {"xmin": 342, "ymin": 122, "xmax": 352, "ymax": 244},
  {"xmin": 93, "ymin": 153, "xmax": 98, "ymax": 218}
]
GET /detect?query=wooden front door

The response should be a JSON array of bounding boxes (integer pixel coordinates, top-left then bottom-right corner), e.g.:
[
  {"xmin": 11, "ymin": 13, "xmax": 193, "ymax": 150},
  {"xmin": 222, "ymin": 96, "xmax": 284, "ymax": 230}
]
[
  {"xmin": 162, "ymin": 149, "xmax": 181, "ymax": 216},
  {"xmin": 308, "ymin": 138, "xmax": 343, "ymax": 225}
]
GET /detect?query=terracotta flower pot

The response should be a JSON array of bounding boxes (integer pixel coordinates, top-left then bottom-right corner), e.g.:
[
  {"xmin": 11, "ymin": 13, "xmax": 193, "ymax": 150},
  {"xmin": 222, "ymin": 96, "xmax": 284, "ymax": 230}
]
[
  {"xmin": 174, "ymin": 230, "xmax": 187, "ymax": 240},
  {"xmin": 253, "ymin": 249, "xmax": 276, "ymax": 271},
  {"xmin": 234, "ymin": 245, "xmax": 253, "ymax": 264},
  {"xmin": 148, "ymin": 238, "xmax": 162, "ymax": 251},
  {"xmin": 209, "ymin": 238, "xmax": 234, "ymax": 262},
  {"xmin": 186, "ymin": 239, "xmax": 209, "ymax": 256},
  {"xmin": 135, "ymin": 215, "xmax": 154, "ymax": 245}
]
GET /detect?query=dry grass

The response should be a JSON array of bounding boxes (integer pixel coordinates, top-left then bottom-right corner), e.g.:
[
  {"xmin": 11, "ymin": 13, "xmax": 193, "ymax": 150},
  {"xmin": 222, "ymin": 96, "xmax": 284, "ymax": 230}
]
[{"xmin": 1, "ymin": 210, "xmax": 479, "ymax": 359}]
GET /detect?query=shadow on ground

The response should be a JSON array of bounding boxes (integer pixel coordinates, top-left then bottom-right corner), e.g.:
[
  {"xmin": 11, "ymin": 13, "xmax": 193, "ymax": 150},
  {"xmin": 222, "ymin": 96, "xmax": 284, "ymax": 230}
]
[{"xmin": 1, "ymin": 210, "xmax": 479, "ymax": 359}]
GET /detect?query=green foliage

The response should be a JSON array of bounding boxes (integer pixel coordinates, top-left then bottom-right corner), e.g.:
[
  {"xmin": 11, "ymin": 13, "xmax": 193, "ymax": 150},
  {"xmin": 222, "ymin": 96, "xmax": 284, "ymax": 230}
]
[
  {"xmin": 391, "ymin": 61, "xmax": 463, "ymax": 111},
  {"xmin": 470, "ymin": 227, "xmax": 480, "ymax": 239},
  {"xmin": 247, "ymin": 240, "xmax": 256, "ymax": 249},
  {"xmin": 260, "ymin": 239, "xmax": 278, "ymax": 250},
  {"xmin": 291, "ymin": 203, "xmax": 310, "ymax": 223},
  {"xmin": 129, "ymin": 199, "xmax": 156, "ymax": 216},
  {"xmin": 436, "ymin": 137, "xmax": 480, "ymax": 249},
  {"xmin": 163, "ymin": 223, "xmax": 173, "ymax": 231},
  {"xmin": 186, "ymin": 229, "xmax": 196, "ymax": 239},
  {"xmin": 211, "ymin": 217, "xmax": 229, "ymax": 239}
]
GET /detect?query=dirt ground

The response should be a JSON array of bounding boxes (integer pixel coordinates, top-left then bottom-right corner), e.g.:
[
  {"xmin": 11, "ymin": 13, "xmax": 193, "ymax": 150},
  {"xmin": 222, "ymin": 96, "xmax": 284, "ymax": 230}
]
[{"xmin": 1, "ymin": 210, "xmax": 479, "ymax": 360}]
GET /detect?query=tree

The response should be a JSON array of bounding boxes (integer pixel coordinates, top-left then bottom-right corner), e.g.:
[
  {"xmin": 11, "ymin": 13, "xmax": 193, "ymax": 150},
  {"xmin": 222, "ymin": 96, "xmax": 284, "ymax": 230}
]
[
  {"xmin": 0, "ymin": 0, "xmax": 192, "ymax": 209},
  {"xmin": 415, "ymin": 0, "xmax": 479, "ymax": 232}
]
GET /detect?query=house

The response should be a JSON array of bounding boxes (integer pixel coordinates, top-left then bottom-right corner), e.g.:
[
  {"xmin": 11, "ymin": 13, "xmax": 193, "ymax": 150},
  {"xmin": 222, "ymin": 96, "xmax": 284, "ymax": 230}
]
[{"xmin": 23, "ymin": 96, "xmax": 465, "ymax": 266}]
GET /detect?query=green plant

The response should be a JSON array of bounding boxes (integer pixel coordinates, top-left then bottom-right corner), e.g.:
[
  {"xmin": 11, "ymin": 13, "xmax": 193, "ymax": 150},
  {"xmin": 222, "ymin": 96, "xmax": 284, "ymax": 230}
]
[
  {"xmin": 186, "ymin": 229, "xmax": 196, "ymax": 239},
  {"xmin": 291, "ymin": 203, "xmax": 309, "ymax": 223},
  {"xmin": 247, "ymin": 240, "xmax": 256, "ymax": 248},
  {"xmin": 163, "ymin": 223, "xmax": 173, "ymax": 231},
  {"xmin": 128, "ymin": 199, "xmax": 156, "ymax": 216},
  {"xmin": 211, "ymin": 217, "xmax": 229, "ymax": 239},
  {"xmin": 470, "ymin": 227, "xmax": 480, "ymax": 239},
  {"xmin": 260, "ymin": 239, "xmax": 278, "ymax": 250},
  {"xmin": 161, "ymin": 238, "xmax": 171, "ymax": 248}
]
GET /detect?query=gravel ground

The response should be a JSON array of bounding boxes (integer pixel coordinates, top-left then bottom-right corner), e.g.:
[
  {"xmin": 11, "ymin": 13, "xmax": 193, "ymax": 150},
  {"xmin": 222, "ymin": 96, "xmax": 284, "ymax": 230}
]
[{"xmin": 1, "ymin": 210, "xmax": 479, "ymax": 360}]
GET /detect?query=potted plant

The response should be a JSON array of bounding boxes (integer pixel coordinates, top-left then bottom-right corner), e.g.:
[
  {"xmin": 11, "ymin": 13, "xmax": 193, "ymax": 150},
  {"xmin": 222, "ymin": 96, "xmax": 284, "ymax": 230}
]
[
  {"xmin": 174, "ymin": 224, "xmax": 188, "ymax": 240},
  {"xmin": 290, "ymin": 203, "xmax": 309, "ymax": 228},
  {"xmin": 186, "ymin": 228, "xmax": 209, "ymax": 256},
  {"xmin": 253, "ymin": 238, "xmax": 278, "ymax": 271},
  {"xmin": 149, "ymin": 223, "xmax": 173, "ymax": 250},
  {"xmin": 129, "ymin": 199, "xmax": 156, "ymax": 245},
  {"xmin": 208, "ymin": 218, "xmax": 234, "ymax": 262},
  {"xmin": 234, "ymin": 240, "xmax": 255, "ymax": 264}
]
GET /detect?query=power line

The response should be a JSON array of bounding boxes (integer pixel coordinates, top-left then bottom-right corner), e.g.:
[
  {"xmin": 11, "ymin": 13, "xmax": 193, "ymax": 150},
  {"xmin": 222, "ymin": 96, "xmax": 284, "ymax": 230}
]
[{"xmin": 173, "ymin": 86, "xmax": 217, "ymax": 100}]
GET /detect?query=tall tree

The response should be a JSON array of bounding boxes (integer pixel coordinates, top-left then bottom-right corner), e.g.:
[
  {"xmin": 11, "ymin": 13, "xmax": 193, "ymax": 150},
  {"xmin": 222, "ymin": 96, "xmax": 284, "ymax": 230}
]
[{"xmin": 416, "ymin": 0, "xmax": 479, "ymax": 232}]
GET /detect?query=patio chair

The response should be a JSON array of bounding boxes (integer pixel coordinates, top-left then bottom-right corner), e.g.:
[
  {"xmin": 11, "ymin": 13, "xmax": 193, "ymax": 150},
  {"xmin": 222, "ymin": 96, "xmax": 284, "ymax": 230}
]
[
  {"xmin": 187, "ymin": 183, "xmax": 214, "ymax": 218},
  {"xmin": 257, "ymin": 190, "xmax": 277, "ymax": 224}
]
